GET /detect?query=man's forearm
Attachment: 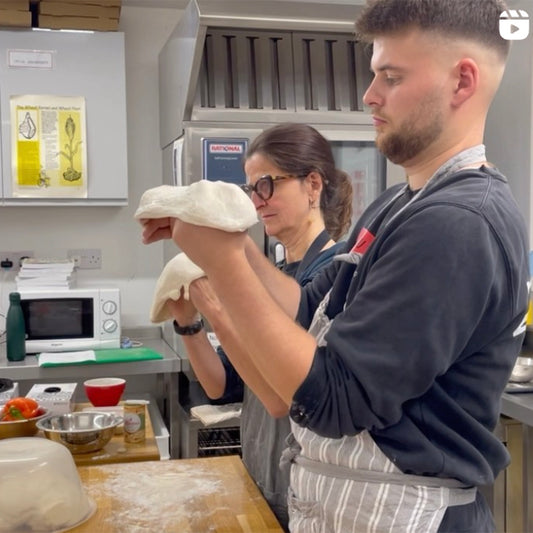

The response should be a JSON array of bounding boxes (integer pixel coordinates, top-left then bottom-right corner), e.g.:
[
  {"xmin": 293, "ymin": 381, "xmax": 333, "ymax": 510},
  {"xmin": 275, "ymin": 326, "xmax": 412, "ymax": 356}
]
[
  {"xmin": 209, "ymin": 313, "xmax": 289, "ymax": 417},
  {"xmin": 206, "ymin": 250, "xmax": 316, "ymax": 405},
  {"xmin": 244, "ymin": 236, "xmax": 302, "ymax": 318}
]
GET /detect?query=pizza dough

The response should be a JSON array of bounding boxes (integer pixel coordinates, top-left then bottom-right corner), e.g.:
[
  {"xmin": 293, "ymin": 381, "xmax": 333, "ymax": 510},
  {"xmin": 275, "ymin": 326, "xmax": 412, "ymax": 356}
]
[
  {"xmin": 138, "ymin": 181, "xmax": 257, "ymax": 323},
  {"xmin": 150, "ymin": 253, "xmax": 206, "ymax": 323},
  {"xmin": 134, "ymin": 180, "xmax": 258, "ymax": 232}
]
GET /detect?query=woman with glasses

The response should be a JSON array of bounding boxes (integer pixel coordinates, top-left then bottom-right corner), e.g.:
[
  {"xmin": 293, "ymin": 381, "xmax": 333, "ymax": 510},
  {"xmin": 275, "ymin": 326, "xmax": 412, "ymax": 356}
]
[{"xmin": 166, "ymin": 122, "xmax": 353, "ymax": 530}]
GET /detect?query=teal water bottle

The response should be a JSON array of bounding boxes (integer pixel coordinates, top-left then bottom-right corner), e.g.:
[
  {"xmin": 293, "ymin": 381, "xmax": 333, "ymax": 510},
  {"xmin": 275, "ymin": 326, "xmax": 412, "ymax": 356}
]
[{"xmin": 6, "ymin": 292, "xmax": 26, "ymax": 362}]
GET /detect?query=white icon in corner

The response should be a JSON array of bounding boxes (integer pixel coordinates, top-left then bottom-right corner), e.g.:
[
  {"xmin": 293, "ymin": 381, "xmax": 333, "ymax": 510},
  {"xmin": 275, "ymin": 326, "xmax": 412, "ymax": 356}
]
[{"xmin": 499, "ymin": 9, "xmax": 529, "ymax": 40}]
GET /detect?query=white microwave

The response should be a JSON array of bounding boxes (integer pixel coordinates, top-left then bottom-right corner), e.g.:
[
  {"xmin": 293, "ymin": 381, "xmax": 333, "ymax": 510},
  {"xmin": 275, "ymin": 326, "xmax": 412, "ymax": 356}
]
[{"xmin": 19, "ymin": 288, "xmax": 121, "ymax": 354}]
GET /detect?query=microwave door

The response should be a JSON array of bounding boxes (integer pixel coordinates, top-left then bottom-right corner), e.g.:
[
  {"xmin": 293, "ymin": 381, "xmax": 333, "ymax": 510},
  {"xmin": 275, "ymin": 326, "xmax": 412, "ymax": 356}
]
[{"xmin": 20, "ymin": 288, "xmax": 120, "ymax": 353}]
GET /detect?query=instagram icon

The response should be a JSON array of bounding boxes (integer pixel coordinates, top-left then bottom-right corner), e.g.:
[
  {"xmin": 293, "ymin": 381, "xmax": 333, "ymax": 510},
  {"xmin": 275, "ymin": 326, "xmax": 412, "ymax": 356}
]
[{"xmin": 499, "ymin": 9, "xmax": 530, "ymax": 40}]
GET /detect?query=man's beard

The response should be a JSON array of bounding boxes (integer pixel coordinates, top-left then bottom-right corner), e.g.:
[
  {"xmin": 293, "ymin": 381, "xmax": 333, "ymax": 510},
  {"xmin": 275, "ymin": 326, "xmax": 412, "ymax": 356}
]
[{"xmin": 376, "ymin": 94, "xmax": 444, "ymax": 165}]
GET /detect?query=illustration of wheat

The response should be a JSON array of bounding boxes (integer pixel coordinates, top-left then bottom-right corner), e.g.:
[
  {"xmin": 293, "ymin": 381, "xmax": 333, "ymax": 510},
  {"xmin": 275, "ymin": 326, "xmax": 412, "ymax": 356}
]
[{"xmin": 59, "ymin": 115, "xmax": 82, "ymax": 182}]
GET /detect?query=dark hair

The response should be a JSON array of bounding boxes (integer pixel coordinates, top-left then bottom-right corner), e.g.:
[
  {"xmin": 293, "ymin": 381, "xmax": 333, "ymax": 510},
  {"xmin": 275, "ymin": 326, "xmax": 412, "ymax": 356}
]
[
  {"xmin": 355, "ymin": 0, "xmax": 510, "ymax": 61},
  {"xmin": 246, "ymin": 123, "xmax": 353, "ymax": 241}
]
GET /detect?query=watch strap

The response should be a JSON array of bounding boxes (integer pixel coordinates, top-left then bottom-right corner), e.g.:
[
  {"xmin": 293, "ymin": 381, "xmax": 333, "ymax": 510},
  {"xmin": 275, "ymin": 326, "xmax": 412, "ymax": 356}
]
[{"xmin": 173, "ymin": 318, "xmax": 204, "ymax": 336}]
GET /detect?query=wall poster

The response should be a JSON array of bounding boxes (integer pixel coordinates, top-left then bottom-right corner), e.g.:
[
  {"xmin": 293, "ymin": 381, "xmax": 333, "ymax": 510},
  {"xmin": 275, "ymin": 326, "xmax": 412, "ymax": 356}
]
[{"xmin": 10, "ymin": 95, "xmax": 88, "ymax": 198}]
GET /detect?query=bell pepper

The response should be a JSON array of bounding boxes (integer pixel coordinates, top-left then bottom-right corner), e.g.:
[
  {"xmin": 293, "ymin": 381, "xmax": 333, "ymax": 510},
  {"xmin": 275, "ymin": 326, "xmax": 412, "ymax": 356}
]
[{"xmin": 0, "ymin": 397, "xmax": 40, "ymax": 421}]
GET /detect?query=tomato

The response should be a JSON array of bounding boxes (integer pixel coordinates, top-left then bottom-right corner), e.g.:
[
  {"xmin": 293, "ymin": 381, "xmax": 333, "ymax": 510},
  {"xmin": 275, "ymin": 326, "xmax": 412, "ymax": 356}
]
[{"xmin": 0, "ymin": 397, "xmax": 40, "ymax": 421}]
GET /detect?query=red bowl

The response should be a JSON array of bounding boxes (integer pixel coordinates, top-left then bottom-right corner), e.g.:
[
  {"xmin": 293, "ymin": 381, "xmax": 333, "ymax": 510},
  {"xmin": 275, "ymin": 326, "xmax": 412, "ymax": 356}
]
[{"xmin": 83, "ymin": 378, "xmax": 125, "ymax": 407}]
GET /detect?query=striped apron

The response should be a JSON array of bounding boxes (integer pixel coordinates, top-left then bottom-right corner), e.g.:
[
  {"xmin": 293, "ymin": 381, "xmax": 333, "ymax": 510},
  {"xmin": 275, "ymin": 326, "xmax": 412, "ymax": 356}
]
[{"xmin": 285, "ymin": 291, "xmax": 476, "ymax": 533}]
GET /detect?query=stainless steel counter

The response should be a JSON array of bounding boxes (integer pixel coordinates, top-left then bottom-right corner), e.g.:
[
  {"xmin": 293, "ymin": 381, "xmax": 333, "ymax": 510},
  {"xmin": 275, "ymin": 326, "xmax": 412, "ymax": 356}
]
[
  {"xmin": 501, "ymin": 392, "xmax": 533, "ymax": 427},
  {"xmin": 0, "ymin": 326, "xmax": 183, "ymax": 458}
]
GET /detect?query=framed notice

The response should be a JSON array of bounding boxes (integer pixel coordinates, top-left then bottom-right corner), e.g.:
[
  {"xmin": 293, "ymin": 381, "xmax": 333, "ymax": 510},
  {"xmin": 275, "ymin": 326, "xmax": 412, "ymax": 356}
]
[{"xmin": 10, "ymin": 94, "xmax": 88, "ymax": 198}]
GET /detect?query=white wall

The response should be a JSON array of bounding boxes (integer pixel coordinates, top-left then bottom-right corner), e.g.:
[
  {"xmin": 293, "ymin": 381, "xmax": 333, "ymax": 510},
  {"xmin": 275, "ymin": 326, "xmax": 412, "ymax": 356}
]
[
  {"xmin": 0, "ymin": 6, "xmax": 182, "ymax": 327},
  {"xmin": 485, "ymin": 0, "xmax": 533, "ymax": 249}
]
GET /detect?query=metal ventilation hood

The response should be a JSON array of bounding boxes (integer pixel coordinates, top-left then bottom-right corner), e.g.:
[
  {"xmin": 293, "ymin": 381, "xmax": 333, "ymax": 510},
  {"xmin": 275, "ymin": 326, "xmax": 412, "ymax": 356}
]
[{"xmin": 159, "ymin": 0, "xmax": 372, "ymax": 149}]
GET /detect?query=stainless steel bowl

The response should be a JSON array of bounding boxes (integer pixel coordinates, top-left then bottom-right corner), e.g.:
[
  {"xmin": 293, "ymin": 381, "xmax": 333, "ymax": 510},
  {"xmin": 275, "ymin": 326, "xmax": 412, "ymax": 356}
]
[
  {"xmin": 36, "ymin": 412, "xmax": 123, "ymax": 454},
  {"xmin": 509, "ymin": 357, "xmax": 533, "ymax": 383}
]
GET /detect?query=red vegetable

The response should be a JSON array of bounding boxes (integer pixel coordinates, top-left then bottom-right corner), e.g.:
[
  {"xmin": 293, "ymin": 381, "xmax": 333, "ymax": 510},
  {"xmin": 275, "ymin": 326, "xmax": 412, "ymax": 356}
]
[{"xmin": 0, "ymin": 397, "xmax": 40, "ymax": 422}]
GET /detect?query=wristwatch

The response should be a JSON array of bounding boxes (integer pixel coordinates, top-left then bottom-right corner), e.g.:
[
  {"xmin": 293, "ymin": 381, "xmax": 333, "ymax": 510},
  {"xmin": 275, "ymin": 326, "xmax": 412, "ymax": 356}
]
[{"xmin": 173, "ymin": 318, "xmax": 204, "ymax": 336}]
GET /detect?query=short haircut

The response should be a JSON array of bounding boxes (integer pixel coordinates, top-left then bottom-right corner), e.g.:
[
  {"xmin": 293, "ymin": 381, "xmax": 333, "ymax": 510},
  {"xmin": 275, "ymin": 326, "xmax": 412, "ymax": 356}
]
[{"xmin": 355, "ymin": 0, "xmax": 510, "ymax": 61}]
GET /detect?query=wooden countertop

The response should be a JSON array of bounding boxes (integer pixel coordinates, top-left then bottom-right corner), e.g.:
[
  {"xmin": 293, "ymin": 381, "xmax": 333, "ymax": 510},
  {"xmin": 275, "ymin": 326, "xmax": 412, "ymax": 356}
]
[
  {"xmin": 70, "ymin": 403, "xmax": 160, "ymax": 466},
  {"xmin": 34, "ymin": 402, "xmax": 160, "ymax": 466},
  {"xmin": 70, "ymin": 455, "xmax": 284, "ymax": 532}
]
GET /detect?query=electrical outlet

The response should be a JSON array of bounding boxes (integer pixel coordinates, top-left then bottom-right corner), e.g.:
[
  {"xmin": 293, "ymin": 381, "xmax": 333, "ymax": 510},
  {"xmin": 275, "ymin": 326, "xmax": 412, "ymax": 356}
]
[
  {"xmin": 0, "ymin": 251, "xmax": 34, "ymax": 270},
  {"xmin": 67, "ymin": 248, "xmax": 102, "ymax": 270}
]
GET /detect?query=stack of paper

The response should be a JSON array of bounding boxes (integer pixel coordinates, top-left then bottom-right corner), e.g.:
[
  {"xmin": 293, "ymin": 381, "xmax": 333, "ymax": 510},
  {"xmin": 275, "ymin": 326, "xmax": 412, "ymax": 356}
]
[{"xmin": 16, "ymin": 258, "xmax": 76, "ymax": 290}]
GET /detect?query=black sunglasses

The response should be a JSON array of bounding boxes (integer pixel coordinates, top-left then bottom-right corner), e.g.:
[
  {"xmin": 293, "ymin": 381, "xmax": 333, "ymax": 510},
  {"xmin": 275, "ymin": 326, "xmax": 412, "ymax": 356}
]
[{"xmin": 240, "ymin": 174, "xmax": 304, "ymax": 201}]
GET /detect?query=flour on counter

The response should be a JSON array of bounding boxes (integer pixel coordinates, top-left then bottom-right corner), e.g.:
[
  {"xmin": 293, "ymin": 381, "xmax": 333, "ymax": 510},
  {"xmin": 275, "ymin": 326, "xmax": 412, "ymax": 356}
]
[{"xmin": 86, "ymin": 462, "xmax": 222, "ymax": 532}]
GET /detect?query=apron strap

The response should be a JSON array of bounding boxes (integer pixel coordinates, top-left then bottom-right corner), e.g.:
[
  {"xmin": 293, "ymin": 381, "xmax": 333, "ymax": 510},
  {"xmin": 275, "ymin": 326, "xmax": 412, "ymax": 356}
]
[
  {"xmin": 293, "ymin": 455, "xmax": 477, "ymax": 507},
  {"xmin": 294, "ymin": 229, "xmax": 331, "ymax": 281}
]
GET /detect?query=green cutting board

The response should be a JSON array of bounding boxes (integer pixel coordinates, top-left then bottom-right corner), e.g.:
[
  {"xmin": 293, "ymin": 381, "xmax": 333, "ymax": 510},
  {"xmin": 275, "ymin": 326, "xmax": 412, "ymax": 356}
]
[{"xmin": 38, "ymin": 347, "xmax": 163, "ymax": 367}]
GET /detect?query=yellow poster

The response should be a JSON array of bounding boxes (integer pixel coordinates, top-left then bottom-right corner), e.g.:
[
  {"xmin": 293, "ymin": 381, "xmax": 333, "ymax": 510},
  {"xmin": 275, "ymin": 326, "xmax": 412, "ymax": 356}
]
[{"xmin": 11, "ymin": 95, "xmax": 87, "ymax": 198}]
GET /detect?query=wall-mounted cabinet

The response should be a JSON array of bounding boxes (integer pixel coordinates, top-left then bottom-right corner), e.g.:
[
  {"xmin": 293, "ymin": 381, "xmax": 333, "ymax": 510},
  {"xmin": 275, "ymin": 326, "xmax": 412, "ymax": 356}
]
[{"xmin": 0, "ymin": 29, "xmax": 128, "ymax": 206}]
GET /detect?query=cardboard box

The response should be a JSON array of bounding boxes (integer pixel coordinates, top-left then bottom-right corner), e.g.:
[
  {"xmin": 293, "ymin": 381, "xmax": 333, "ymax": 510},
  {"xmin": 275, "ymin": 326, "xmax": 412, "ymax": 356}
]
[
  {"xmin": 0, "ymin": 9, "xmax": 32, "ymax": 27},
  {"xmin": 39, "ymin": 2, "xmax": 120, "ymax": 18},
  {"xmin": 38, "ymin": 14, "xmax": 119, "ymax": 30},
  {"xmin": 32, "ymin": 0, "xmax": 120, "ymax": 6},
  {"xmin": 26, "ymin": 383, "xmax": 77, "ymax": 415},
  {"xmin": 1, "ymin": 0, "xmax": 30, "ymax": 9}
]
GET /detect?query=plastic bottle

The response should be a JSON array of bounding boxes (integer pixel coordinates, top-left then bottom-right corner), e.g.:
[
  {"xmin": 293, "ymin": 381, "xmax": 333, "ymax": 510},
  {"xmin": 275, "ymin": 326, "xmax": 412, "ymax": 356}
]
[{"xmin": 6, "ymin": 292, "xmax": 26, "ymax": 362}]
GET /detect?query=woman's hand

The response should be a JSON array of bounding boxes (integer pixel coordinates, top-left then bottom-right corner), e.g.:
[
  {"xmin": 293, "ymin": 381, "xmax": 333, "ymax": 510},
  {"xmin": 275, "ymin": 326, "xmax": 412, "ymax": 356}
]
[
  {"xmin": 188, "ymin": 277, "xmax": 224, "ymax": 321},
  {"xmin": 166, "ymin": 287, "xmax": 200, "ymax": 325},
  {"xmin": 140, "ymin": 217, "xmax": 173, "ymax": 244}
]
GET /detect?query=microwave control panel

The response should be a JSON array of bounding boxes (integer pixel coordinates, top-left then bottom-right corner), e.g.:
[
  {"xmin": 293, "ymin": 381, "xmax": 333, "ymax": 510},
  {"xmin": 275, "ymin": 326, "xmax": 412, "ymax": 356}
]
[{"xmin": 99, "ymin": 288, "xmax": 121, "ymax": 338}]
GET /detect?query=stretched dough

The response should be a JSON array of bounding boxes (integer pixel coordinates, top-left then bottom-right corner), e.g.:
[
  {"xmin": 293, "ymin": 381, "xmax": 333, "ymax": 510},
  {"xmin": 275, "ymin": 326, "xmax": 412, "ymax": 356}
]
[
  {"xmin": 150, "ymin": 253, "xmax": 205, "ymax": 323},
  {"xmin": 134, "ymin": 180, "xmax": 258, "ymax": 232}
]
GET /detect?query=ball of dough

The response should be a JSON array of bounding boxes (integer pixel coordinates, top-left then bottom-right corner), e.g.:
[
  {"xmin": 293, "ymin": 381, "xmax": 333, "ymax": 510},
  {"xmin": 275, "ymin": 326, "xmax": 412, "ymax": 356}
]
[{"xmin": 134, "ymin": 180, "xmax": 258, "ymax": 232}]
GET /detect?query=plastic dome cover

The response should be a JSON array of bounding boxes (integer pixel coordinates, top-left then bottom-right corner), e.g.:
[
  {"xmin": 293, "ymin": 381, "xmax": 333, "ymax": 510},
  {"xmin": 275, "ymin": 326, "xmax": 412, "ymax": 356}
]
[{"xmin": 0, "ymin": 437, "xmax": 95, "ymax": 532}]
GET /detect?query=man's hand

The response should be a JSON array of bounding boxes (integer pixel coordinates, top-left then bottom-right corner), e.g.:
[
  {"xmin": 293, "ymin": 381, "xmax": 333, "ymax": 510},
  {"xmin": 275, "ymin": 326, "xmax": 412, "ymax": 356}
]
[
  {"xmin": 140, "ymin": 217, "xmax": 173, "ymax": 244},
  {"xmin": 171, "ymin": 218, "xmax": 247, "ymax": 272}
]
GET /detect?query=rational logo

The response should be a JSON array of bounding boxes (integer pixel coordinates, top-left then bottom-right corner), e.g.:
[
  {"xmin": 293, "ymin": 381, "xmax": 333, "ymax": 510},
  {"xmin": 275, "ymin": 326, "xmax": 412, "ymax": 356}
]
[
  {"xmin": 499, "ymin": 9, "xmax": 529, "ymax": 40},
  {"xmin": 209, "ymin": 144, "xmax": 244, "ymax": 154}
]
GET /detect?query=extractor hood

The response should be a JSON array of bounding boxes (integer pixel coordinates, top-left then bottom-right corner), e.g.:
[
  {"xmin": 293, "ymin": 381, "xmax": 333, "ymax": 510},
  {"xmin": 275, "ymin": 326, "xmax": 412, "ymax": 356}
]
[{"xmin": 159, "ymin": 0, "xmax": 372, "ymax": 149}]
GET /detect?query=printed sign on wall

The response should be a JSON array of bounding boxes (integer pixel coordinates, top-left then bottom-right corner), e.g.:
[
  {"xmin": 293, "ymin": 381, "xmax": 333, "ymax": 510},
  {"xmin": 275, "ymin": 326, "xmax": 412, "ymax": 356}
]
[{"xmin": 10, "ymin": 95, "xmax": 88, "ymax": 198}]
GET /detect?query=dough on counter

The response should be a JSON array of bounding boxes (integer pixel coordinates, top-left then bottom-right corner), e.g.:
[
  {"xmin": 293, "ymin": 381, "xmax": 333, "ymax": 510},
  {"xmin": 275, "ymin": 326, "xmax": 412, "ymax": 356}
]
[
  {"xmin": 150, "ymin": 252, "xmax": 205, "ymax": 323},
  {"xmin": 0, "ymin": 471, "xmax": 93, "ymax": 532},
  {"xmin": 0, "ymin": 439, "xmax": 93, "ymax": 533},
  {"xmin": 134, "ymin": 180, "xmax": 258, "ymax": 232}
]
